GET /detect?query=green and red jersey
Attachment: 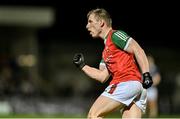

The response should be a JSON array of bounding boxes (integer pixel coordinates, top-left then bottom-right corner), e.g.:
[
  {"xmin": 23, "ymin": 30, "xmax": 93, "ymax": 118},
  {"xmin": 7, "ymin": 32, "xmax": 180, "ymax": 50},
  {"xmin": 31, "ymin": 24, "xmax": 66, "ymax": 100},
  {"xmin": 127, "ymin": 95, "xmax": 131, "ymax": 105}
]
[{"xmin": 102, "ymin": 29, "xmax": 141, "ymax": 85}]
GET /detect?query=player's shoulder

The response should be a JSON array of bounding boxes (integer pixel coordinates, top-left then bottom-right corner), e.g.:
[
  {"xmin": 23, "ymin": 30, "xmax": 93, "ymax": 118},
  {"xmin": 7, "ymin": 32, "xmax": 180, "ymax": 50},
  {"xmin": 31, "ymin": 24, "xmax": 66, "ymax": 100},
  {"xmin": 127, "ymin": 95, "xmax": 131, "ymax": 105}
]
[
  {"xmin": 112, "ymin": 29, "xmax": 130, "ymax": 40},
  {"xmin": 112, "ymin": 29, "xmax": 129, "ymax": 36}
]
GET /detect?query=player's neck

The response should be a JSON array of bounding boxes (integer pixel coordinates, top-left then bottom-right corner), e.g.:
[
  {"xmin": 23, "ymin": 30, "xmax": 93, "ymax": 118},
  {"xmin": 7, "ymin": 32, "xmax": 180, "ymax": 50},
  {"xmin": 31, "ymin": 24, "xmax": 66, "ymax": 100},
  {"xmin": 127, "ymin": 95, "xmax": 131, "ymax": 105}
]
[{"xmin": 100, "ymin": 27, "xmax": 112, "ymax": 40}]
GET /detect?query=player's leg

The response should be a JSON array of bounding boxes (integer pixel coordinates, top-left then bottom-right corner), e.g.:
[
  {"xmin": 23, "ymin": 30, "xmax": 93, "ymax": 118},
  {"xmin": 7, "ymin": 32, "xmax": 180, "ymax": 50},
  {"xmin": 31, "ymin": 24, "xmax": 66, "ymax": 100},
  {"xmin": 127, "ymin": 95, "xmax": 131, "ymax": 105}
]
[
  {"xmin": 87, "ymin": 81, "xmax": 145, "ymax": 118},
  {"xmin": 87, "ymin": 95, "xmax": 125, "ymax": 119},
  {"xmin": 122, "ymin": 102, "xmax": 142, "ymax": 118},
  {"xmin": 122, "ymin": 89, "xmax": 147, "ymax": 118},
  {"xmin": 122, "ymin": 88, "xmax": 147, "ymax": 118}
]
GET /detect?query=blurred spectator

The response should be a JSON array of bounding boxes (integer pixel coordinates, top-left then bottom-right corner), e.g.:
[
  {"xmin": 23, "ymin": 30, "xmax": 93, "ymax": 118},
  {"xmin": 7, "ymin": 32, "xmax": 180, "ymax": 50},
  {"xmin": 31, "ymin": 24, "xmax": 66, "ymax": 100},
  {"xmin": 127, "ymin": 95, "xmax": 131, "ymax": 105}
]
[
  {"xmin": 0, "ymin": 54, "xmax": 21, "ymax": 96},
  {"xmin": 146, "ymin": 54, "xmax": 161, "ymax": 118},
  {"xmin": 0, "ymin": 55, "xmax": 14, "ymax": 95},
  {"xmin": 0, "ymin": 65, "xmax": 13, "ymax": 94}
]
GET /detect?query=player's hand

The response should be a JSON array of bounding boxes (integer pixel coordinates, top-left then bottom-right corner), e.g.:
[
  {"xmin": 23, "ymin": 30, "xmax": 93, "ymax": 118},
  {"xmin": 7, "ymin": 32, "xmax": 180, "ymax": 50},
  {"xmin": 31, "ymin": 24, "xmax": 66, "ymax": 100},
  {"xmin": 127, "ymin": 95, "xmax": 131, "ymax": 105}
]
[
  {"xmin": 142, "ymin": 72, "xmax": 153, "ymax": 89},
  {"xmin": 73, "ymin": 53, "xmax": 86, "ymax": 69}
]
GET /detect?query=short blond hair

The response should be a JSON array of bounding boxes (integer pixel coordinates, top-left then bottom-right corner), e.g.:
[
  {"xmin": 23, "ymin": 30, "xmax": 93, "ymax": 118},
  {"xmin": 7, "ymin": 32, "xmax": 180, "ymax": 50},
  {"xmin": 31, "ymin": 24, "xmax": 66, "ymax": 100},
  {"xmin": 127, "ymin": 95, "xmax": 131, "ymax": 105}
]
[{"xmin": 87, "ymin": 8, "xmax": 112, "ymax": 27}]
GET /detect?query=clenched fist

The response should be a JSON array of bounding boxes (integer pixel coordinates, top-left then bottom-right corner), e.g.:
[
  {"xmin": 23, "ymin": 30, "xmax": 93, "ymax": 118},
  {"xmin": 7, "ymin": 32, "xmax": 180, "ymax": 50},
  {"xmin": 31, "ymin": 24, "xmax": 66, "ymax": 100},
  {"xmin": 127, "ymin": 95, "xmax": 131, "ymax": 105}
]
[
  {"xmin": 73, "ymin": 53, "xmax": 86, "ymax": 69},
  {"xmin": 142, "ymin": 72, "xmax": 153, "ymax": 89}
]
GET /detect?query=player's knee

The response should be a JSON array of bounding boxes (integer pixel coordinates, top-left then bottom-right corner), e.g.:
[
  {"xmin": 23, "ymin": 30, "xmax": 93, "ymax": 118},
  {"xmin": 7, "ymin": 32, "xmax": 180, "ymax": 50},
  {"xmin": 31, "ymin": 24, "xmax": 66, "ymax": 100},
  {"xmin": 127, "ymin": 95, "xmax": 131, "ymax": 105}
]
[
  {"xmin": 88, "ymin": 110, "xmax": 97, "ymax": 119},
  {"xmin": 87, "ymin": 110, "xmax": 102, "ymax": 119}
]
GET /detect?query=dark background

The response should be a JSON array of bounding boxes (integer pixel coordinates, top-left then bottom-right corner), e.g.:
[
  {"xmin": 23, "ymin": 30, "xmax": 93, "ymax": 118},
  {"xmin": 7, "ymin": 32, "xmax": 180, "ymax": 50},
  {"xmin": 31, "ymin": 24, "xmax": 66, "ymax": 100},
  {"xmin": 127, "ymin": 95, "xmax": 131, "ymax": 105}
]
[
  {"xmin": 1, "ymin": 0, "xmax": 179, "ymax": 47},
  {"xmin": 0, "ymin": 0, "xmax": 179, "ymax": 116}
]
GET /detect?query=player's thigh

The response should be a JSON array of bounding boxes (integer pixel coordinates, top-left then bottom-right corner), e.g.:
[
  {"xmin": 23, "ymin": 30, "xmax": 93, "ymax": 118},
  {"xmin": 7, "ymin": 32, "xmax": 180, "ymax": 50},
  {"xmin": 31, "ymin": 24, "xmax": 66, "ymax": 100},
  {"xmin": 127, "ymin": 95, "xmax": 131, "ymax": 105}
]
[
  {"xmin": 88, "ymin": 95, "xmax": 125, "ymax": 117},
  {"xmin": 122, "ymin": 102, "xmax": 142, "ymax": 118}
]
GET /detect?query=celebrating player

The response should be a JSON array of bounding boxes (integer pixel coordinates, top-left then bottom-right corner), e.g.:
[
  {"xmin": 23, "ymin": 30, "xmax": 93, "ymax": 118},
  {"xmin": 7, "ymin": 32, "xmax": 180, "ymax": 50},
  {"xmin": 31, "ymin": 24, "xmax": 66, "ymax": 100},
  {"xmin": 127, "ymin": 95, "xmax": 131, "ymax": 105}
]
[{"xmin": 73, "ymin": 8, "xmax": 153, "ymax": 118}]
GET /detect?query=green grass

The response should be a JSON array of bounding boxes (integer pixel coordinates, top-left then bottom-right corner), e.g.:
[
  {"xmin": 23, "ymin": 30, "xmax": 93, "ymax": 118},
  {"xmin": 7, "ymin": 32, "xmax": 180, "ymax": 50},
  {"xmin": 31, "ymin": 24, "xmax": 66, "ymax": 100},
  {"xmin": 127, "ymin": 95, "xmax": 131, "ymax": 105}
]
[
  {"xmin": 0, "ymin": 113, "xmax": 89, "ymax": 118},
  {"xmin": 0, "ymin": 113, "xmax": 180, "ymax": 118}
]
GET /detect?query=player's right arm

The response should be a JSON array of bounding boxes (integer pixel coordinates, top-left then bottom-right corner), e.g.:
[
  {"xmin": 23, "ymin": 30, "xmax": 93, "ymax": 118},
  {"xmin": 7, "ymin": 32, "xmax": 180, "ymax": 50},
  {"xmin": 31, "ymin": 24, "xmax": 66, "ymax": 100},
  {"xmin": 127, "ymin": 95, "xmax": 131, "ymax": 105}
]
[
  {"xmin": 82, "ymin": 61, "xmax": 110, "ymax": 83},
  {"xmin": 73, "ymin": 53, "xmax": 110, "ymax": 83}
]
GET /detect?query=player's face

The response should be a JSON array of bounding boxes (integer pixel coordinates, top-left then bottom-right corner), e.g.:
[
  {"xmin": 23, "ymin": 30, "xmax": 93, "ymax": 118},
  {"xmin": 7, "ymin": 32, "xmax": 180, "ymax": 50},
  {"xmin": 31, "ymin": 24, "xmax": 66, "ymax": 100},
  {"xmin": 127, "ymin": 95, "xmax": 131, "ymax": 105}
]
[{"xmin": 86, "ymin": 14, "xmax": 102, "ymax": 38}]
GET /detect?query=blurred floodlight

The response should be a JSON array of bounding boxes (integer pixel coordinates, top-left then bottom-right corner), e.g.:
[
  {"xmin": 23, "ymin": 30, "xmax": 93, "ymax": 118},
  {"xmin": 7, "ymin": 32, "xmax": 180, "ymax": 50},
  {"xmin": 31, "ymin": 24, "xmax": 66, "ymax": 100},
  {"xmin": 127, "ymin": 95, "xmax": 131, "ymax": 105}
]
[
  {"xmin": 17, "ymin": 54, "xmax": 37, "ymax": 67},
  {"xmin": 0, "ymin": 6, "xmax": 55, "ymax": 27}
]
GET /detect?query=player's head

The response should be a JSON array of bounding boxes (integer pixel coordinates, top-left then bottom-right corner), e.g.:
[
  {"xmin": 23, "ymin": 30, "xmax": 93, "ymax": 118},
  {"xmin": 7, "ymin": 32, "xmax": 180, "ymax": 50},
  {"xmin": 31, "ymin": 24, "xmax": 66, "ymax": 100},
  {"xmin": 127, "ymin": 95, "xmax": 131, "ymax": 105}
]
[
  {"xmin": 87, "ymin": 8, "xmax": 112, "ymax": 27},
  {"xmin": 86, "ymin": 8, "xmax": 112, "ymax": 38}
]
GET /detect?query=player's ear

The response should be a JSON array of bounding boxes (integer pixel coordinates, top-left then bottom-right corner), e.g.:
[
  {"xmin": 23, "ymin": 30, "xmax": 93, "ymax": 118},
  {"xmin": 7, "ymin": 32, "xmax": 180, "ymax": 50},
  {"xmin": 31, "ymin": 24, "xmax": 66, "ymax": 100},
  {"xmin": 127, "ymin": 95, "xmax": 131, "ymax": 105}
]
[
  {"xmin": 100, "ymin": 20, "xmax": 105, "ymax": 27},
  {"xmin": 101, "ymin": 22, "xmax": 104, "ymax": 27}
]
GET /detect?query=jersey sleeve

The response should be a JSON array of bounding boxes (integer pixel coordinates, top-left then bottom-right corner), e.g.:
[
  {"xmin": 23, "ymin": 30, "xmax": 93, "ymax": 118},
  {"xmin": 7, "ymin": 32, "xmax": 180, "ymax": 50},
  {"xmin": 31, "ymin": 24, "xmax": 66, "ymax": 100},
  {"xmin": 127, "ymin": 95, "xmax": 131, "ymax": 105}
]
[
  {"xmin": 112, "ymin": 30, "xmax": 132, "ymax": 50},
  {"xmin": 100, "ymin": 59, "xmax": 106, "ymax": 66},
  {"xmin": 99, "ymin": 59, "xmax": 107, "ymax": 70}
]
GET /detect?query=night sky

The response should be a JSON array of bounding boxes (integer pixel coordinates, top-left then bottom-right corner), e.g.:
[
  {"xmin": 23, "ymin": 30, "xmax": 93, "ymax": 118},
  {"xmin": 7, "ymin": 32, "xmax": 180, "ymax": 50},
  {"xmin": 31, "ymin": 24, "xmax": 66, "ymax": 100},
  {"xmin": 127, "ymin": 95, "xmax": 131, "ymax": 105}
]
[{"xmin": 0, "ymin": 0, "xmax": 179, "ymax": 49}]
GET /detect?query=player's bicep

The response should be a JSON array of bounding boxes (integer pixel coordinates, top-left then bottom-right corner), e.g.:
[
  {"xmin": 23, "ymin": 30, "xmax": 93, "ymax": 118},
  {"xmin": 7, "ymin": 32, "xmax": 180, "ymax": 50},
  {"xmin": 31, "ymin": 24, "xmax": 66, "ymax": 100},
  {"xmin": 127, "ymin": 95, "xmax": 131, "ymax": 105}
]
[
  {"xmin": 99, "ymin": 61, "xmax": 110, "ymax": 83},
  {"xmin": 125, "ymin": 38, "xmax": 142, "ymax": 54},
  {"xmin": 99, "ymin": 62, "xmax": 106, "ymax": 70},
  {"xmin": 99, "ymin": 59, "xmax": 106, "ymax": 70},
  {"xmin": 99, "ymin": 62, "xmax": 109, "ymax": 75}
]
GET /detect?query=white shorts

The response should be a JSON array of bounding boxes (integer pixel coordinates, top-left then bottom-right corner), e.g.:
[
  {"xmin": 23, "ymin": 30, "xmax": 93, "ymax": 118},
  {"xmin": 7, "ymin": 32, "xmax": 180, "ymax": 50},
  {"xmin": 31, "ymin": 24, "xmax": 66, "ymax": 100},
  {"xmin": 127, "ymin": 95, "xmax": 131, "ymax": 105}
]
[{"xmin": 101, "ymin": 81, "xmax": 147, "ymax": 113}]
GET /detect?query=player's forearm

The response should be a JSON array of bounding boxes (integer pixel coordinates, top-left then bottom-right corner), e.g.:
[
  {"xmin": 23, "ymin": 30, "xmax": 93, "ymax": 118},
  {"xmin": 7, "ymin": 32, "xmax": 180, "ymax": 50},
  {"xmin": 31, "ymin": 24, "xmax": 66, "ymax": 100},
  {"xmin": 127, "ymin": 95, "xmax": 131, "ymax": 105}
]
[
  {"xmin": 134, "ymin": 48, "xmax": 149, "ymax": 73},
  {"xmin": 82, "ymin": 65, "xmax": 108, "ymax": 83}
]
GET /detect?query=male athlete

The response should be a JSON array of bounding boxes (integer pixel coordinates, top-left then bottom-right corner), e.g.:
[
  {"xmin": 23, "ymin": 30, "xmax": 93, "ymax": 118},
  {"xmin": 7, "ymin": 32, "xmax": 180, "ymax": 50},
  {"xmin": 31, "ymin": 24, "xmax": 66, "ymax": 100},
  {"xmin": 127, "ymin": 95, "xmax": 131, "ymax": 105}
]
[{"xmin": 73, "ymin": 8, "xmax": 153, "ymax": 118}]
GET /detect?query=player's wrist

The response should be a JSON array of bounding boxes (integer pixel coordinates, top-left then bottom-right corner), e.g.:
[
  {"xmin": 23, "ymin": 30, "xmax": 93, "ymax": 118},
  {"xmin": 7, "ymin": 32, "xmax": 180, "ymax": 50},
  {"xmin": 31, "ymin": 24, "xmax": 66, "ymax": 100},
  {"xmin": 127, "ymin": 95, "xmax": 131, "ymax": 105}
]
[
  {"xmin": 143, "ymin": 72, "xmax": 150, "ymax": 77},
  {"xmin": 79, "ymin": 62, "xmax": 86, "ymax": 69}
]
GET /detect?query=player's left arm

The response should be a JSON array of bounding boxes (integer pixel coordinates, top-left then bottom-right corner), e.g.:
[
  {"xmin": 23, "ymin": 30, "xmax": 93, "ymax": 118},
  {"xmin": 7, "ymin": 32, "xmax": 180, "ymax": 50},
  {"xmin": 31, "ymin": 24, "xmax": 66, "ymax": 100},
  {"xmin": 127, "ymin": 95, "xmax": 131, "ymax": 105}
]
[
  {"xmin": 111, "ymin": 30, "xmax": 153, "ymax": 88},
  {"xmin": 112, "ymin": 30, "xmax": 149, "ymax": 73},
  {"xmin": 125, "ymin": 38, "xmax": 153, "ymax": 89},
  {"xmin": 125, "ymin": 39, "xmax": 149, "ymax": 73}
]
